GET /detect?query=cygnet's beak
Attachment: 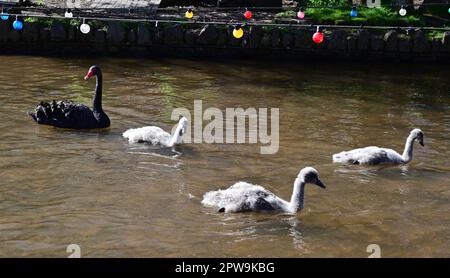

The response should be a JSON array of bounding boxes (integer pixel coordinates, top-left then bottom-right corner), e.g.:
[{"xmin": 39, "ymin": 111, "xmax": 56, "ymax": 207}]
[
  {"xmin": 419, "ymin": 139, "xmax": 424, "ymax": 147},
  {"xmin": 315, "ymin": 179, "xmax": 326, "ymax": 189}
]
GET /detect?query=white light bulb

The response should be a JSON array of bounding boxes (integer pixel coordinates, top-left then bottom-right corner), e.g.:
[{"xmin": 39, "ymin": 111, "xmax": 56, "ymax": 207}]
[
  {"xmin": 65, "ymin": 11, "xmax": 73, "ymax": 18},
  {"xmin": 399, "ymin": 8, "xmax": 407, "ymax": 16},
  {"xmin": 80, "ymin": 23, "xmax": 90, "ymax": 34}
]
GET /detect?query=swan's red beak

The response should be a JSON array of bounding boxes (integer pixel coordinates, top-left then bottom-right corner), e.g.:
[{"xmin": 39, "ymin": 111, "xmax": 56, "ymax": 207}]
[{"xmin": 84, "ymin": 70, "xmax": 94, "ymax": 80}]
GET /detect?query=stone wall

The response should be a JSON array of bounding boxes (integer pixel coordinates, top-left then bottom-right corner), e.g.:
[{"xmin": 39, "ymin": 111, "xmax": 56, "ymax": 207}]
[{"xmin": 0, "ymin": 19, "xmax": 449, "ymax": 62}]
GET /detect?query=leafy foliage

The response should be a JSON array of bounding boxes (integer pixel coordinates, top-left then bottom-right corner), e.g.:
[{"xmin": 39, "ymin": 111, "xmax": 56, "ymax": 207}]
[
  {"xmin": 276, "ymin": 6, "xmax": 424, "ymax": 26},
  {"xmin": 306, "ymin": 0, "xmax": 349, "ymax": 6}
]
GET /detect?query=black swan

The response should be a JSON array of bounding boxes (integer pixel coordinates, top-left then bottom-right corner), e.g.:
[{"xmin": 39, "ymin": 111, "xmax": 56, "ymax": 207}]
[{"xmin": 29, "ymin": 65, "xmax": 110, "ymax": 129}]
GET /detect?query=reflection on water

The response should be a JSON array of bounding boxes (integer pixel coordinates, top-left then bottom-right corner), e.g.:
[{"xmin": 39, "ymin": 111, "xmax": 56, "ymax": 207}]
[{"xmin": 0, "ymin": 56, "xmax": 449, "ymax": 257}]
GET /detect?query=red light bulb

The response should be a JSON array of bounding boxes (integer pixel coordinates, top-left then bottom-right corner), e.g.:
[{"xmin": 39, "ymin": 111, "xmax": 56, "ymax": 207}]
[
  {"xmin": 244, "ymin": 10, "xmax": 252, "ymax": 20},
  {"xmin": 312, "ymin": 28, "xmax": 324, "ymax": 44}
]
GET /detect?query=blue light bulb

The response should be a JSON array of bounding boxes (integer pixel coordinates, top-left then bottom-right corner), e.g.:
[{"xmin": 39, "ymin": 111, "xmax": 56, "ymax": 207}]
[
  {"xmin": 350, "ymin": 7, "xmax": 357, "ymax": 17},
  {"xmin": 0, "ymin": 13, "xmax": 9, "ymax": 21},
  {"xmin": 13, "ymin": 20, "xmax": 23, "ymax": 31}
]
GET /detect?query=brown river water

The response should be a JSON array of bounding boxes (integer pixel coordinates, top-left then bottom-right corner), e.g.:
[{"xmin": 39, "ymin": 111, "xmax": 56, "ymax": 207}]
[{"xmin": 0, "ymin": 56, "xmax": 449, "ymax": 257}]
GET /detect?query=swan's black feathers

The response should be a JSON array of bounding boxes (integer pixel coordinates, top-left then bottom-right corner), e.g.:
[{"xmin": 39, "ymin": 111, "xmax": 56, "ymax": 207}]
[
  {"xmin": 367, "ymin": 149, "xmax": 389, "ymax": 165},
  {"xmin": 30, "ymin": 100, "xmax": 104, "ymax": 129},
  {"xmin": 254, "ymin": 197, "xmax": 276, "ymax": 211},
  {"xmin": 240, "ymin": 191, "xmax": 275, "ymax": 212}
]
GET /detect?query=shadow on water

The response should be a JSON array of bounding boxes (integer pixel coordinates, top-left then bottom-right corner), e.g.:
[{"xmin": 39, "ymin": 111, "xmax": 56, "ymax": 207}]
[{"xmin": 125, "ymin": 143, "xmax": 195, "ymax": 159}]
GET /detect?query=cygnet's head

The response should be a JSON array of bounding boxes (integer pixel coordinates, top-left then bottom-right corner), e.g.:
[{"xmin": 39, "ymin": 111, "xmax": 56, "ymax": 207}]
[
  {"xmin": 410, "ymin": 128, "xmax": 424, "ymax": 147},
  {"xmin": 299, "ymin": 167, "xmax": 326, "ymax": 189},
  {"xmin": 177, "ymin": 117, "xmax": 188, "ymax": 137}
]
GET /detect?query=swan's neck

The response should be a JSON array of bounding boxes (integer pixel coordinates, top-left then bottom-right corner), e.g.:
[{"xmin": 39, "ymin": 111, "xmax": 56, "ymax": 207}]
[
  {"xmin": 93, "ymin": 73, "xmax": 103, "ymax": 112},
  {"xmin": 401, "ymin": 134, "xmax": 415, "ymax": 163},
  {"xmin": 289, "ymin": 177, "xmax": 306, "ymax": 213},
  {"xmin": 167, "ymin": 122, "xmax": 184, "ymax": 147}
]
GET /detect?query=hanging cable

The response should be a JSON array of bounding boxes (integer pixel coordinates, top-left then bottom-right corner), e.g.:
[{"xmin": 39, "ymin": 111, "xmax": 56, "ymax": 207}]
[
  {"xmin": 3, "ymin": 2, "xmax": 450, "ymax": 14},
  {"xmin": 3, "ymin": 12, "xmax": 449, "ymax": 32}
]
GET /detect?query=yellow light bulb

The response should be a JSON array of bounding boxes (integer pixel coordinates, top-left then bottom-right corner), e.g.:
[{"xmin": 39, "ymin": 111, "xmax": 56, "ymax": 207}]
[
  {"xmin": 185, "ymin": 10, "xmax": 193, "ymax": 19},
  {"xmin": 232, "ymin": 27, "xmax": 244, "ymax": 39}
]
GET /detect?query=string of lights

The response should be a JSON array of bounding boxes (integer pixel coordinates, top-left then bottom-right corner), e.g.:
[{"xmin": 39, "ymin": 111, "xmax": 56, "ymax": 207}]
[
  {"xmin": 1, "ymin": 3, "xmax": 449, "ymax": 43},
  {"xmin": 2, "ymin": 12, "xmax": 449, "ymax": 30},
  {"xmin": 0, "ymin": 3, "xmax": 447, "ymax": 25},
  {"xmin": 1, "ymin": 1, "xmax": 450, "ymax": 12},
  {"xmin": 2, "ymin": 5, "xmax": 448, "ymax": 22}
]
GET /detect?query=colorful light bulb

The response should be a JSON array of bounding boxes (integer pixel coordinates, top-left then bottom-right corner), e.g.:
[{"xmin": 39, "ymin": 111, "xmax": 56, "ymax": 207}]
[
  {"xmin": 350, "ymin": 6, "xmax": 357, "ymax": 17},
  {"xmin": 312, "ymin": 26, "xmax": 324, "ymax": 44},
  {"xmin": 0, "ymin": 11, "xmax": 9, "ymax": 21},
  {"xmin": 297, "ymin": 8, "xmax": 305, "ymax": 20},
  {"xmin": 80, "ymin": 19, "xmax": 90, "ymax": 34},
  {"xmin": 13, "ymin": 16, "xmax": 23, "ymax": 31},
  {"xmin": 244, "ymin": 9, "xmax": 252, "ymax": 20},
  {"xmin": 232, "ymin": 26, "xmax": 244, "ymax": 39},
  {"xmin": 65, "ymin": 9, "xmax": 73, "ymax": 18},
  {"xmin": 185, "ymin": 8, "xmax": 193, "ymax": 19}
]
